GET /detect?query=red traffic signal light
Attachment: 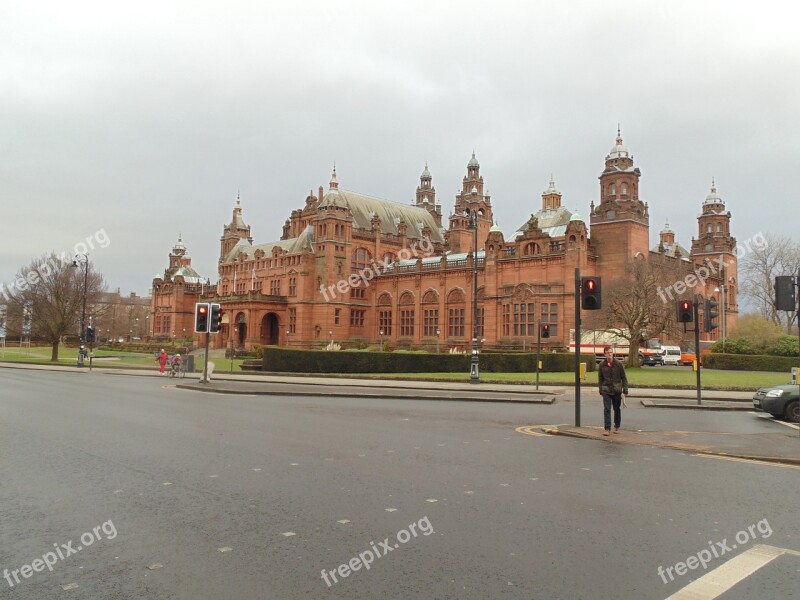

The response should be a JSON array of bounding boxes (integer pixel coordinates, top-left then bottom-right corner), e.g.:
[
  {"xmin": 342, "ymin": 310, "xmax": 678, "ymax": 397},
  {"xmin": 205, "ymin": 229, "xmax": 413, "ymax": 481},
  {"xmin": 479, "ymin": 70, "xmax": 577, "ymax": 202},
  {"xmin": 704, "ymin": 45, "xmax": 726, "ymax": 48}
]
[
  {"xmin": 676, "ymin": 299, "xmax": 693, "ymax": 323},
  {"xmin": 580, "ymin": 276, "xmax": 602, "ymax": 310},
  {"xmin": 195, "ymin": 303, "xmax": 210, "ymax": 333},
  {"xmin": 541, "ymin": 323, "xmax": 550, "ymax": 338}
]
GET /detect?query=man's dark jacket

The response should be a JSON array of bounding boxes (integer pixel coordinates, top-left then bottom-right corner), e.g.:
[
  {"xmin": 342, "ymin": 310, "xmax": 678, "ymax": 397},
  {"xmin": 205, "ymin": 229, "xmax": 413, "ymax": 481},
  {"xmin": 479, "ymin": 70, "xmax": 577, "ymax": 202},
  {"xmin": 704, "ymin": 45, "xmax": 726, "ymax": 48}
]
[{"xmin": 598, "ymin": 359, "xmax": 629, "ymax": 396}]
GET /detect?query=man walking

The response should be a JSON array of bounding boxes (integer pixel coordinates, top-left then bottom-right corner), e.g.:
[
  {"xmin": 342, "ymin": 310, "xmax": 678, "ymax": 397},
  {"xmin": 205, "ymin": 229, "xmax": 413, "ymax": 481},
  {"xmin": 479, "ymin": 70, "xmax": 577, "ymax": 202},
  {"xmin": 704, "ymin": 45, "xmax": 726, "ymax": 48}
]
[{"xmin": 598, "ymin": 346, "xmax": 629, "ymax": 436}]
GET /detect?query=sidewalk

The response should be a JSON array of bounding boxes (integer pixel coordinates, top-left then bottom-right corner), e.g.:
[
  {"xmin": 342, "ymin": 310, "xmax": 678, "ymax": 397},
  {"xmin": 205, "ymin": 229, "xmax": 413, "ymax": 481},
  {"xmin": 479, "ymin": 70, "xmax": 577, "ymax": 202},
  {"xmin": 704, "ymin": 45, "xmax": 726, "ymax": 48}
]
[{"xmin": 541, "ymin": 425, "xmax": 800, "ymax": 466}]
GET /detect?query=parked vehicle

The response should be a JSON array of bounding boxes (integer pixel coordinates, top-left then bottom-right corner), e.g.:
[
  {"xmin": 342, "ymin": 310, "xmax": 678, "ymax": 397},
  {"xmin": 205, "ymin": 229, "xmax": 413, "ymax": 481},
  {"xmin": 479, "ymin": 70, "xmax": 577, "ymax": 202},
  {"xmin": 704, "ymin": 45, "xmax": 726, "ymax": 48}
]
[
  {"xmin": 641, "ymin": 351, "xmax": 664, "ymax": 366},
  {"xmin": 752, "ymin": 384, "xmax": 799, "ymax": 422},
  {"xmin": 661, "ymin": 346, "xmax": 682, "ymax": 366}
]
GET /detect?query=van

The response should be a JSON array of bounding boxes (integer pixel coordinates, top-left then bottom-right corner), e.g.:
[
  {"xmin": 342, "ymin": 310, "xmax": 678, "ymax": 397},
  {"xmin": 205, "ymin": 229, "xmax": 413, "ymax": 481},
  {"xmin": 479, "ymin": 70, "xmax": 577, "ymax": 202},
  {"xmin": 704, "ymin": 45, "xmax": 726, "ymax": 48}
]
[{"xmin": 661, "ymin": 346, "xmax": 682, "ymax": 366}]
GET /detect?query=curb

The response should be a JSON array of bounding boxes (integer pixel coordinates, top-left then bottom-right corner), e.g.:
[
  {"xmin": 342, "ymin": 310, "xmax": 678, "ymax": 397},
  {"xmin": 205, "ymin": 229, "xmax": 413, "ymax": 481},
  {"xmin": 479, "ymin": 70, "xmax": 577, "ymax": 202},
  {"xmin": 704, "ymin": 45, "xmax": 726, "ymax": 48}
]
[
  {"xmin": 543, "ymin": 427, "xmax": 800, "ymax": 466},
  {"xmin": 640, "ymin": 400, "xmax": 753, "ymax": 411},
  {"xmin": 175, "ymin": 383, "xmax": 555, "ymax": 404}
]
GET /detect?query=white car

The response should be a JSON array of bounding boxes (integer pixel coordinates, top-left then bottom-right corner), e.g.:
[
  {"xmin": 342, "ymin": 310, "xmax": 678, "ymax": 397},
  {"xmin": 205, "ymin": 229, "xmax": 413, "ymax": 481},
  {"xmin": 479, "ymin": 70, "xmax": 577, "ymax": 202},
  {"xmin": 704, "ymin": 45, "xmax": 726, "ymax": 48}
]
[{"xmin": 661, "ymin": 346, "xmax": 682, "ymax": 366}]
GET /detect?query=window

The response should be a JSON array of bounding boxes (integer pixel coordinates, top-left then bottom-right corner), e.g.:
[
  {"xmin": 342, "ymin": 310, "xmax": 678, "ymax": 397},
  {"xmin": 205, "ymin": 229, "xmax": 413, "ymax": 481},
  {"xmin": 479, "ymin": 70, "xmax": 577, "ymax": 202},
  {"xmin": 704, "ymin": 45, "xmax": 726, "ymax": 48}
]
[
  {"xmin": 476, "ymin": 307, "xmax": 484, "ymax": 338},
  {"xmin": 399, "ymin": 291, "xmax": 415, "ymax": 336},
  {"xmin": 423, "ymin": 309, "xmax": 439, "ymax": 337},
  {"xmin": 541, "ymin": 303, "xmax": 558, "ymax": 337},
  {"xmin": 378, "ymin": 310, "xmax": 392, "ymax": 335},
  {"xmin": 288, "ymin": 308, "xmax": 296, "ymax": 334},
  {"xmin": 448, "ymin": 307, "xmax": 465, "ymax": 337},
  {"xmin": 270, "ymin": 280, "xmax": 281, "ymax": 295},
  {"xmin": 288, "ymin": 277, "xmax": 297, "ymax": 296},
  {"xmin": 446, "ymin": 288, "xmax": 466, "ymax": 338},
  {"xmin": 502, "ymin": 304, "xmax": 510, "ymax": 336},
  {"xmin": 513, "ymin": 303, "xmax": 535, "ymax": 336},
  {"xmin": 350, "ymin": 309, "xmax": 365, "ymax": 328},
  {"xmin": 621, "ymin": 183, "xmax": 628, "ymax": 195},
  {"xmin": 610, "ymin": 183, "xmax": 616, "ymax": 196},
  {"xmin": 352, "ymin": 247, "xmax": 371, "ymax": 273},
  {"xmin": 351, "ymin": 287, "xmax": 366, "ymax": 300},
  {"xmin": 334, "ymin": 308, "xmax": 341, "ymax": 325},
  {"xmin": 400, "ymin": 310, "xmax": 414, "ymax": 336}
]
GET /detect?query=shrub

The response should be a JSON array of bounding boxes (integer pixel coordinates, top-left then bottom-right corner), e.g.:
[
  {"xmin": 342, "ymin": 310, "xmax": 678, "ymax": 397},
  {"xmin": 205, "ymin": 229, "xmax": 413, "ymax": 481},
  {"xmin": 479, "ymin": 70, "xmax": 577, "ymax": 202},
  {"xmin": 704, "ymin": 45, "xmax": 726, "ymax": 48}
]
[
  {"xmin": 702, "ymin": 353, "xmax": 799, "ymax": 372},
  {"xmin": 770, "ymin": 335, "xmax": 800, "ymax": 357},
  {"xmin": 261, "ymin": 348, "xmax": 595, "ymax": 374}
]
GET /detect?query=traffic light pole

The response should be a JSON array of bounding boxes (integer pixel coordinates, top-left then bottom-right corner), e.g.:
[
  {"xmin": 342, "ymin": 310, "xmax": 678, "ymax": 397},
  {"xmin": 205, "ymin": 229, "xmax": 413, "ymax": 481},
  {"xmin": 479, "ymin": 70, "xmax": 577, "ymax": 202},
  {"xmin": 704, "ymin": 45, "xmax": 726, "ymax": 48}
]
[
  {"xmin": 574, "ymin": 267, "xmax": 581, "ymax": 427},
  {"xmin": 694, "ymin": 297, "xmax": 702, "ymax": 405},
  {"xmin": 535, "ymin": 324, "xmax": 541, "ymax": 391},
  {"xmin": 201, "ymin": 331, "xmax": 210, "ymax": 384}
]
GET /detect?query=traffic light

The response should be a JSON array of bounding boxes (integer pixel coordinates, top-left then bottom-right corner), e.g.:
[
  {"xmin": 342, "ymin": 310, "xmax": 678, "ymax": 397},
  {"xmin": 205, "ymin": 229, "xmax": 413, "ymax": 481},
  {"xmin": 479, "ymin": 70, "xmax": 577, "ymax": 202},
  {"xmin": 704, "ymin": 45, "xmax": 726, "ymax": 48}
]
[
  {"xmin": 704, "ymin": 298, "xmax": 719, "ymax": 333},
  {"xmin": 194, "ymin": 303, "xmax": 210, "ymax": 333},
  {"xmin": 209, "ymin": 303, "xmax": 223, "ymax": 333},
  {"xmin": 775, "ymin": 276, "xmax": 796, "ymax": 311},
  {"xmin": 580, "ymin": 276, "xmax": 602, "ymax": 310},
  {"xmin": 86, "ymin": 326, "xmax": 96, "ymax": 343},
  {"xmin": 541, "ymin": 323, "xmax": 550, "ymax": 338},
  {"xmin": 676, "ymin": 299, "xmax": 693, "ymax": 323}
]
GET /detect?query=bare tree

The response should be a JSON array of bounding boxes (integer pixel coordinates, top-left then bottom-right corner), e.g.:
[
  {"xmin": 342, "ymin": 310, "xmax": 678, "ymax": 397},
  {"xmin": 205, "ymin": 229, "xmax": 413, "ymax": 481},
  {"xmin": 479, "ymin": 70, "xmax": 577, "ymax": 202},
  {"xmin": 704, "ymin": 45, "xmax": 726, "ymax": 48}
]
[
  {"xmin": 585, "ymin": 258, "xmax": 685, "ymax": 367},
  {"xmin": 740, "ymin": 234, "xmax": 800, "ymax": 333},
  {"xmin": 8, "ymin": 253, "xmax": 105, "ymax": 361}
]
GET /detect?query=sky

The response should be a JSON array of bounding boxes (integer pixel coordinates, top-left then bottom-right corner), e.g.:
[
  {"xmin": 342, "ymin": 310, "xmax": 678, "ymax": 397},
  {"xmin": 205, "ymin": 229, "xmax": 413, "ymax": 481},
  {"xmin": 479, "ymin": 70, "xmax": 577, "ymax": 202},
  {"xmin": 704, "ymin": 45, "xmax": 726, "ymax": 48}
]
[{"xmin": 2, "ymin": 0, "xmax": 798, "ymax": 298}]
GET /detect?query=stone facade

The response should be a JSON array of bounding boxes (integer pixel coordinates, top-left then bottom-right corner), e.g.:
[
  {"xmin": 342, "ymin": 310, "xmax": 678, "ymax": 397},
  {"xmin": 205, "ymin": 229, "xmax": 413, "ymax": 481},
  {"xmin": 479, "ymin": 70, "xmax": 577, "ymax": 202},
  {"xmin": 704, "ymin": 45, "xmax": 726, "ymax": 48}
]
[{"xmin": 149, "ymin": 133, "xmax": 738, "ymax": 351}]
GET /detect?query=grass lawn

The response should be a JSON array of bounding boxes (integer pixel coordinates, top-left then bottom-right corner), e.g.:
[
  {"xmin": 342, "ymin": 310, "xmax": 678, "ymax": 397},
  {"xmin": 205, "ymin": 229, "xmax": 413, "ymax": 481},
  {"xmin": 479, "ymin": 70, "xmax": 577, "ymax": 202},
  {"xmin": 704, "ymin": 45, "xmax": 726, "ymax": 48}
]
[
  {"xmin": 321, "ymin": 368, "xmax": 791, "ymax": 390},
  {"xmin": 0, "ymin": 346, "xmax": 246, "ymax": 373}
]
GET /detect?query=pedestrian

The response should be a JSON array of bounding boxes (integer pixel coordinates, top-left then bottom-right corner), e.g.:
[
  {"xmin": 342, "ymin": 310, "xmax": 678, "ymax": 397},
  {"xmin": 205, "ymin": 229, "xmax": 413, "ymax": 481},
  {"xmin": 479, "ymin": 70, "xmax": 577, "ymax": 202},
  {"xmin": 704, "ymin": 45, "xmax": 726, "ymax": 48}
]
[
  {"xmin": 598, "ymin": 346, "xmax": 628, "ymax": 436},
  {"xmin": 156, "ymin": 348, "xmax": 169, "ymax": 375}
]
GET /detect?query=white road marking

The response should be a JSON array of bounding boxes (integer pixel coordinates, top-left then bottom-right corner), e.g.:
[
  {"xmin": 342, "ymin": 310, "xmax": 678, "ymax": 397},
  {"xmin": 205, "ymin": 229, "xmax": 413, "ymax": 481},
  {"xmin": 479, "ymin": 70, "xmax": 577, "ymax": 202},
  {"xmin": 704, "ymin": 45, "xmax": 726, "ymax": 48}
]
[
  {"xmin": 385, "ymin": 508, "xmax": 397, "ymax": 512},
  {"xmin": 281, "ymin": 532, "xmax": 295, "ymax": 537},
  {"xmin": 337, "ymin": 520, "xmax": 350, "ymax": 524},
  {"xmin": 749, "ymin": 411, "xmax": 800, "ymax": 430},
  {"xmin": 217, "ymin": 547, "xmax": 232, "ymax": 552},
  {"xmin": 426, "ymin": 498, "xmax": 438, "ymax": 503},
  {"xmin": 62, "ymin": 583, "xmax": 79, "ymax": 590},
  {"xmin": 666, "ymin": 544, "xmax": 800, "ymax": 599}
]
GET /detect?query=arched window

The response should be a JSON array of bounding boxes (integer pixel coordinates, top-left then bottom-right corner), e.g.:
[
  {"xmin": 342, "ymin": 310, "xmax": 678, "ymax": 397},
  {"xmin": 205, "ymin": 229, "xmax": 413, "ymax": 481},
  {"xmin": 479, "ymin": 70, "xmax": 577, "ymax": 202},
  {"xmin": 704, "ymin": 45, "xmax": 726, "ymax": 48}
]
[
  {"xmin": 447, "ymin": 288, "xmax": 466, "ymax": 338},
  {"xmin": 523, "ymin": 242, "xmax": 541, "ymax": 256},
  {"xmin": 707, "ymin": 224, "xmax": 712, "ymax": 233},
  {"xmin": 610, "ymin": 183, "xmax": 616, "ymax": 196},
  {"xmin": 422, "ymin": 290, "xmax": 439, "ymax": 336},
  {"xmin": 377, "ymin": 293, "xmax": 392, "ymax": 335},
  {"xmin": 399, "ymin": 291, "xmax": 415, "ymax": 337},
  {"xmin": 716, "ymin": 223, "xmax": 722, "ymax": 232},
  {"xmin": 351, "ymin": 247, "xmax": 372, "ymax": 273},
  {"xmin": 621, "ymin": 183, "xmax": 628, "ymax": 195}
]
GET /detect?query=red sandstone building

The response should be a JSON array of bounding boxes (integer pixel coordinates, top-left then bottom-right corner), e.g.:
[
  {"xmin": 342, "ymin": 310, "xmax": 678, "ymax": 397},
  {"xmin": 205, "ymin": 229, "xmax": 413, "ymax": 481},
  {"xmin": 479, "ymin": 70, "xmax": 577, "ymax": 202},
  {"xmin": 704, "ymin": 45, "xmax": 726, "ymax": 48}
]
[{"xmin": 150, "ymin": 132, "xmax": 738, "ymax": 351}]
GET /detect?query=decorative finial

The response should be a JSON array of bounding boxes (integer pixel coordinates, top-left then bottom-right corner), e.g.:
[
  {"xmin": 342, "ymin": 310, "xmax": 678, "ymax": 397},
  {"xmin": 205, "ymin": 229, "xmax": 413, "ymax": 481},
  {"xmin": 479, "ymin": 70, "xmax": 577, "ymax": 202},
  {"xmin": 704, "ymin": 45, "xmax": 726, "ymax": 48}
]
[{"xmin": 236, "ymin": 189, "xmax": 241, "ymax": 206}]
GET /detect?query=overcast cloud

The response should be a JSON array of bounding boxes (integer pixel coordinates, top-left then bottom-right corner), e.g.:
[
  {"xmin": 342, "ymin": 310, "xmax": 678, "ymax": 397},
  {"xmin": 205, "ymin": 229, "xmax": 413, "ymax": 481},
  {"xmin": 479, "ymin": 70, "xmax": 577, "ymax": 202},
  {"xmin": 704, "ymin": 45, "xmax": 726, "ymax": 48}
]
[{"xmin": 2, "ymin": 1, "xmax": 798, "ymax": 298}]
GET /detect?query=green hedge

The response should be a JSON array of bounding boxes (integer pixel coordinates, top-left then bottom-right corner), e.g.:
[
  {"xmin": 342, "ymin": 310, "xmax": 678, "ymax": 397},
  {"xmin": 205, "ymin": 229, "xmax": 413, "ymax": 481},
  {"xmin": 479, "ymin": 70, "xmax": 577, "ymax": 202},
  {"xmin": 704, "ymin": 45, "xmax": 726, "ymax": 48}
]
[
  {"xmin": 262, "ymin": 347, "xmax": 596, "ymax": 374},
  {"xmin": 702, "ymin": 353, "xmax": 799, "ymax": 372}
]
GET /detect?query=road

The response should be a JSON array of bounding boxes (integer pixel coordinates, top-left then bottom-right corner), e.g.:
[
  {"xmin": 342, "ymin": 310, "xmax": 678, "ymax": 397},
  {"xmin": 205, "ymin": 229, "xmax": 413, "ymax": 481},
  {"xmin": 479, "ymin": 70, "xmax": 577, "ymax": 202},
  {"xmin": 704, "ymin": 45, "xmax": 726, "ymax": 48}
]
[{"xmin": 0, "ymin": 369, "xmax": 797, "ymax": 599}]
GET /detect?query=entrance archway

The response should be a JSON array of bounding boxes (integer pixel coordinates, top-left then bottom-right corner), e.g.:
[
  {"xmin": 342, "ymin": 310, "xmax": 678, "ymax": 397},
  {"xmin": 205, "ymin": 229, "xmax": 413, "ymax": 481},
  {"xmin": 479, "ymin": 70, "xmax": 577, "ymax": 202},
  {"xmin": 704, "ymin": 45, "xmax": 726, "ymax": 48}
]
[
  {"xmin": 261, "ymin": 313, "xmax": 280, "ymax": 345},
  {"xmin": 235, "ymin": 312, "xmax": 247, "ymax": 348}
]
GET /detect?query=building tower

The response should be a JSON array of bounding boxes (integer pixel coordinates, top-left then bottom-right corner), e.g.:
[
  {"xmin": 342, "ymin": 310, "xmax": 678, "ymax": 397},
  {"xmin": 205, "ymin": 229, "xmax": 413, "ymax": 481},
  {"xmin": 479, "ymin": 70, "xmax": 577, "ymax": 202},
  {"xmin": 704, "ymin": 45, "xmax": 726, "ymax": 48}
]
[
  {"xmin": 414, "ymin": 163, "xmax": 442, "ymax": 227},
  {"xmin": 690, "ymin": 180, "xmax": 738, "ymax": 333},
  {"xmin": 589, "ymin": 129, "xmax": 650, "ymax": 276},
  {"xmin": 219, "ymin": 192, "xmax": 253, "ymax": 261},
  {"xmin": 447, "ymin": 153, "xmax": 493, "ymax": 253}
]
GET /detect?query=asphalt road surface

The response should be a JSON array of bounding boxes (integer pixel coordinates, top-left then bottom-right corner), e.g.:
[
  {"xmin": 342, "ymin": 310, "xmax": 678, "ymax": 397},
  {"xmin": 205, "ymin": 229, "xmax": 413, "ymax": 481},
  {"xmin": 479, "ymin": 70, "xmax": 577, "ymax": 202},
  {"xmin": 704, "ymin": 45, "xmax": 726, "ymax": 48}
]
[{"xmin": 1, "ymin": 369, "xmax": 797, "ymax": 599}]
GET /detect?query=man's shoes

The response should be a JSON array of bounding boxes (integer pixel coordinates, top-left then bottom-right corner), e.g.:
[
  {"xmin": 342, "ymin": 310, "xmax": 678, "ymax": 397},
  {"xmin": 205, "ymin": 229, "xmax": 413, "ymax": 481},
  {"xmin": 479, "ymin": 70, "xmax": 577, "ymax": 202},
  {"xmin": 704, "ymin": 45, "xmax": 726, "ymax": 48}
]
[
  {"xmin": 603, "ymin": 430, "xmax": 610, "ymax": 436},
  {"xmin": 613, "ymin": 427, "xmax": 620, "ymax": 434}
]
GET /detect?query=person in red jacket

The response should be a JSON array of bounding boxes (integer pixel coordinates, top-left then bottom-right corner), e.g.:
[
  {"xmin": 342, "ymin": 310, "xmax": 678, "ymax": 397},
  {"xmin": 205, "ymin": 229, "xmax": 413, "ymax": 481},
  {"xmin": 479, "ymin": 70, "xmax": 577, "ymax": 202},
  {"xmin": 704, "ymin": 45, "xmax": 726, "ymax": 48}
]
[
  {"xmin": 598, "ymin": 346, "xmax": 629, "ymax": 436},
  {"xmin": 156, "ymin": 349, "xmax": 169, "ymax": 375}
]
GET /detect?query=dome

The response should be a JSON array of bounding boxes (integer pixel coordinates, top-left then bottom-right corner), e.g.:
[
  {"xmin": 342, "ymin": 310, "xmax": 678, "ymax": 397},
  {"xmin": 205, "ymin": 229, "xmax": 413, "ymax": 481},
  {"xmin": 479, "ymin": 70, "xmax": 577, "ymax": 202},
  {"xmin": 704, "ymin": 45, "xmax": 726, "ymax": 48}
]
[
  {"xmin": 490, "ymin": 219, "xmax": 502, "ymax": 233},
  {"xmin": 543, "ymin": 176, "xmax": 561, "ymax": 196},
  {"xmin": 421, "ymin": 163, "xmax": 431, "ymax": 178},
  {"xmin": 704, "ymin": 181, "xmax": 723, "ymax": 204},
  {"xmin": 569, "ymin": 210, "xmax": 583, "ymax": 222},
  {"xmin": 608, "ymin": 135, "xmax": 629, "ymax": 159},
  {"xmin": 468, "ymin": 152, "xmax": 480, "ymax": 168}
]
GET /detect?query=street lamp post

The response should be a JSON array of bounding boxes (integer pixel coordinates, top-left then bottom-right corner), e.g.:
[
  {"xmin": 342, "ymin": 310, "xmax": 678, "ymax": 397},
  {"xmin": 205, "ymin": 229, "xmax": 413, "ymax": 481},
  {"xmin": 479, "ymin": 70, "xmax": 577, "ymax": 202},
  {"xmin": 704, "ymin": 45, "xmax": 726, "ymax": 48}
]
[
  {"xmin": 286, "ymin": 329, "xmax": 290, "ymax": 348},
  {"xmin": 436, "ymin": 327, "xmax": 441, "ymax": 354},
  {"xmin": 715, "ymin": 284, "xmax": 726, "ymax": 352},
  {"xmin": 379, "ymin": 329, "xmax": 384, "ymax": 352},
  {"xmin": 71, "ymin": 254, "xmax": 89, "ymax": 367},
  {"xmin": 468, "ymin": 211, "xmax": 480, "ymax": 383}
]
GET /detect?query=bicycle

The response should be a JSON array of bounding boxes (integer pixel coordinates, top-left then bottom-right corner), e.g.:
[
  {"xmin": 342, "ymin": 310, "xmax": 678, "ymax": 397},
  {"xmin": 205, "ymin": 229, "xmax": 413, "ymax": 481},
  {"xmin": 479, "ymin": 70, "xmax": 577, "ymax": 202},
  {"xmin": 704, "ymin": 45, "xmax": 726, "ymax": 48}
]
[{"xmin": 168, "ymin": 361, "xmax": 185, "ymax": 378}]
